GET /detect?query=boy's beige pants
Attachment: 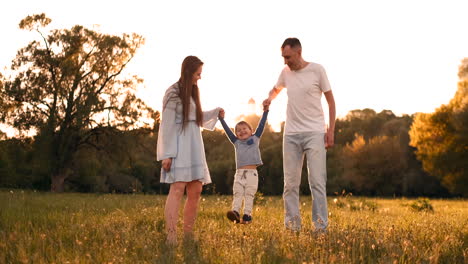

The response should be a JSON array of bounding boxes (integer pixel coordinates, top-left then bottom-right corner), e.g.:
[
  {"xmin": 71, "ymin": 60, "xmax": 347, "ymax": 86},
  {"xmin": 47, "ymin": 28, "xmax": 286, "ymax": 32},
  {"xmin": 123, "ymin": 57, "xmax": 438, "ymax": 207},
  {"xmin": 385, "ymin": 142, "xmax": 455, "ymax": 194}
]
[{"xmin": 232, "ymin": 169, "xmax": 258, "ymax": 216}]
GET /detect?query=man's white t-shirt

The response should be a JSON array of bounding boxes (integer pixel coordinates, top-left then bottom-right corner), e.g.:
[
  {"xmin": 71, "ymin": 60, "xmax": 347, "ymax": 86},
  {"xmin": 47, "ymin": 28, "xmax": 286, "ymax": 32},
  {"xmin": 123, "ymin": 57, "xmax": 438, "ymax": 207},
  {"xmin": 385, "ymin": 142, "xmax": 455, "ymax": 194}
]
[{"xmin": 276, "ymin": 62, "xmax": 331, "ymax": 134}]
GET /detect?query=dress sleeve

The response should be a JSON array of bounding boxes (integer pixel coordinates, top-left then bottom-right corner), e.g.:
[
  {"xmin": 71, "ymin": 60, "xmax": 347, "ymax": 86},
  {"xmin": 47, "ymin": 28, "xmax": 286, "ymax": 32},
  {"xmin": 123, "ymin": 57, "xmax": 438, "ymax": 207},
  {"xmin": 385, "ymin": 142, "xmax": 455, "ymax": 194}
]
[
  {"xmin": 156, "ymin": 99, "xmax": 179, "ymax": 161},
  {"xmin": 202, "ymin": 107, "xmax": 221, "ymax": 131},
  {"xmin": 219, "ymin": 118, "xmax": 238, "ymax": 143},
  {"xmin": 254, "ymin": 110, "xmax": 269, "ymax": 137}
]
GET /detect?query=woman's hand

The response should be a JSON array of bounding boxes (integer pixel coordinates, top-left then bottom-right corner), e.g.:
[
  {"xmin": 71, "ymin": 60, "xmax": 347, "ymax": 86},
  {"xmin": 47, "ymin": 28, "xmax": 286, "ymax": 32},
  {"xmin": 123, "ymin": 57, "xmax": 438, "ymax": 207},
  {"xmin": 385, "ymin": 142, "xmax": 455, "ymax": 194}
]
[
  {"xmin": 162, "ymin": 158, "xmax": 172, "ymax": 172},
  {"xmin": 218, "ymin": 108, "xmax": 225, "ymax": 119},
  {"xmin": 262, "ymin": 99, "xmax": 271, "ymax": 111},
  {"xmin": 262, "ymin": 100, "xmax": 270, "ymax": 111}
]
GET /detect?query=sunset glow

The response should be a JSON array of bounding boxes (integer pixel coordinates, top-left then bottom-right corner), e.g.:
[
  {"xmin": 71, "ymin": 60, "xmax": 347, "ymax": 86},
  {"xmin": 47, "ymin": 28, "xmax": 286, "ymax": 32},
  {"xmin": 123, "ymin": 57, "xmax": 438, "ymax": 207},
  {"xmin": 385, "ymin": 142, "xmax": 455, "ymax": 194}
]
[{"xmin": 1, "ymin": 0, "xmax": 468, "ymax": 134}]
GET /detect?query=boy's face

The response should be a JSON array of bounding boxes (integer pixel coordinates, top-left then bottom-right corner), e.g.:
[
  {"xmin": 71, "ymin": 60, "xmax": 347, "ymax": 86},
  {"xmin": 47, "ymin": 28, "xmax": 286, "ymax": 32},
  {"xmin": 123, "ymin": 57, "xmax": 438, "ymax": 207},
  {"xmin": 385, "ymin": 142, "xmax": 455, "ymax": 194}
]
[{"xmin": 235, "ymin": 124, "xmax": 252, "ymax": 140}]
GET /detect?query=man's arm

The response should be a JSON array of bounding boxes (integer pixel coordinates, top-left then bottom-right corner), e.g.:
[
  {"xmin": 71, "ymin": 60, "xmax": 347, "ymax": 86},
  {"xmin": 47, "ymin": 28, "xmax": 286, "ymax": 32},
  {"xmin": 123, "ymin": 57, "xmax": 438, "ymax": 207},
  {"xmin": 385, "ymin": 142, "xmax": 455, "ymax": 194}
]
[
  {"xmin": 324, "ymin": 90, "xmax": 336, "ymax": 149},
  {"xmin": 262, "ymin": 86, "xmax": 283, "ymax": 108},
  {"xmin": 268, "ymin": 86, "xmax": 282, "ymax": 101}
]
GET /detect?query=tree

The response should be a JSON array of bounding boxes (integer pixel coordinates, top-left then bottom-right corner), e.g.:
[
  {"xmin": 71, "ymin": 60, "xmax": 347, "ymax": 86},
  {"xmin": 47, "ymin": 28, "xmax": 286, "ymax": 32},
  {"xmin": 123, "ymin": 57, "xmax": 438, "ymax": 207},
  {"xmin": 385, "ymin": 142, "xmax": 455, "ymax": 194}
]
[
  {"xmin": 0, "ymin": 14, "xmax": 155, "ymax": 192},
  {"xmin": 336, "ymin": 108, "xmax": 397, "ymax": 145},
  {"xmin": 410, "ymin": 58, "xmax": 468, "ymax": 196},
  {"xmin": 341, "ymin": 135, "xmax": 408, "ymax": 195},
  {"xmin": 0, "ymin": 138, "xmax": 34, "ymax": 188},
  {"xmin": 333, "ymin": 110, "xmax": 447, "ymax": 196}
]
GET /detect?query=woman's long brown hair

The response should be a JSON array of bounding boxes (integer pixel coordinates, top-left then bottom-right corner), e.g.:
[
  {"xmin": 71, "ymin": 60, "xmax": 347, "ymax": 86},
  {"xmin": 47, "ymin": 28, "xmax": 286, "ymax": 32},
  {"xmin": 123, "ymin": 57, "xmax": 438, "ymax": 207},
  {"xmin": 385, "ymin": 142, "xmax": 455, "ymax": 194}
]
[{"xmin": 178, "ymin": 56, "xmax": 203, "ymax": 128}]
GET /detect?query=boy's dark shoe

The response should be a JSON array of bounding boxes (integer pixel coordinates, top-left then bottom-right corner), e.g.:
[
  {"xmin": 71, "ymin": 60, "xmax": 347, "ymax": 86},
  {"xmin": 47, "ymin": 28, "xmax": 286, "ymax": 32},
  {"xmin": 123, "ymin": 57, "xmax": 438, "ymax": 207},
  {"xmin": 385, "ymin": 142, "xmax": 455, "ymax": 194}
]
[
  {"xmin": 227, "ymin": 210, "xmax": 241, "ymax": 223},
  {"xmin": 242, "ymin": 214, "xmax": 252, "ymax": 224}
]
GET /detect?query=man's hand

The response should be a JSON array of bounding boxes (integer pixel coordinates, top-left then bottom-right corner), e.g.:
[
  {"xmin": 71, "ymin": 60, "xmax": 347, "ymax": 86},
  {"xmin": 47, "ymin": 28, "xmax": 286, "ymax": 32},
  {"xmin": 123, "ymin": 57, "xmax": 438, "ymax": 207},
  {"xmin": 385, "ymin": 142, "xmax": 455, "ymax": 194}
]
[
  {"xmin": 218, "ymin": 108, "xmax": 225, "ymax": 119},
  {"xmin": 162, "ymin": 158, "xmax": 172, "ymax": 172},
  {"xmin": 324, "ymin": 128, "xmax": 334, "ymax": 149}
]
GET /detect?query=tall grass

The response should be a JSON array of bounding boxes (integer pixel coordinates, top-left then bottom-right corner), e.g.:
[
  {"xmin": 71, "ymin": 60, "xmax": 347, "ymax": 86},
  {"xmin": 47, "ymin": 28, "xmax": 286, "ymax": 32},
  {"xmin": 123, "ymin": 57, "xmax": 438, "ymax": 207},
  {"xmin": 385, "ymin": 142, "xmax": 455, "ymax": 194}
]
[{"xmin": 0, "ymin": 190, "xmax": 466, "ymax": 263}]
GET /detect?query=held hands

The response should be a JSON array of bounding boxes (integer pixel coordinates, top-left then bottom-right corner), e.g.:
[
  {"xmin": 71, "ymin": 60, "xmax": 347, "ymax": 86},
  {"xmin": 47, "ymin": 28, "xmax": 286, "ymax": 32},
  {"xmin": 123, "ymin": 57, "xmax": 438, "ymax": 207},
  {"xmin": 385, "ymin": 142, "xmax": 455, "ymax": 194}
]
[
  {"xmin": 218, "ymin": 108, "xmax": 225, "ymax": 119},
  {"xmin": 262, "ymin": 99, "xmax": 271, "ymax": 111},
  {"xmin": 162, "ymin": 158, "xmax": 172, "ymax": 172}
]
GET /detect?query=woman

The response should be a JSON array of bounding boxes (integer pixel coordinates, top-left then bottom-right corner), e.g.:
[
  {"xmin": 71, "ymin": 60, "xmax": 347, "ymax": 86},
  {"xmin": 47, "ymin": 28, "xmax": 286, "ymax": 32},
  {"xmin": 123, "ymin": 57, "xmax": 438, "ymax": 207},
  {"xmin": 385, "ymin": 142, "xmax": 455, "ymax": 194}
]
[{"xmin": 157, "ymin": 56, "xmax": 221, "ymax": 244}]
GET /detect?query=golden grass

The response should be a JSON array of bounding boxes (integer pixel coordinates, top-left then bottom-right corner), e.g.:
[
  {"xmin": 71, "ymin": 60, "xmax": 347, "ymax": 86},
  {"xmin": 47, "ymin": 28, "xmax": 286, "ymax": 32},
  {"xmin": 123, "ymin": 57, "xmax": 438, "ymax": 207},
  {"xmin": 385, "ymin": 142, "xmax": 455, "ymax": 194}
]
[{"xmin": 0, "ymin": 190, "xmax": 466, "ymax": 263}]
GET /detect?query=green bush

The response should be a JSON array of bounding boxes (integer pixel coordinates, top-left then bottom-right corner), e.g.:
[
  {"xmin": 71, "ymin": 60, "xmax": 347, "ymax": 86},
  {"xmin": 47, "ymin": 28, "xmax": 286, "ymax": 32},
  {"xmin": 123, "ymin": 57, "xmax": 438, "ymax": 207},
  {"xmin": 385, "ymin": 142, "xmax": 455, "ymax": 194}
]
[{"xmin": 409, "ymin": 197, "xmax": 434, "ymax": 212}]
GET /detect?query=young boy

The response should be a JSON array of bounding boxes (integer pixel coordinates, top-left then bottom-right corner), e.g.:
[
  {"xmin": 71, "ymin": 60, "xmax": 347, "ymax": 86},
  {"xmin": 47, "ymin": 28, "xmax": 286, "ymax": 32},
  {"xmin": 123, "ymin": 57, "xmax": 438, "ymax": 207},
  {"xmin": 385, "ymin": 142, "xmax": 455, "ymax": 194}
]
[{"xmin": 218, "ymin": 105, "xmax": 269, "ymax": 224}]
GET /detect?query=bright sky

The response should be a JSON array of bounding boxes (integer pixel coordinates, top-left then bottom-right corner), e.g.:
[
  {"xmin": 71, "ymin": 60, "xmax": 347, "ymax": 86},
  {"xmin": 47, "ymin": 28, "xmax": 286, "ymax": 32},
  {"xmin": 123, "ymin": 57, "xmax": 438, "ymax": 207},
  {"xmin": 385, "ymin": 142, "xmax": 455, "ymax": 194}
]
[{"xmin": 1, "ymin": 0, "xmax": 468, "ymax": 132}]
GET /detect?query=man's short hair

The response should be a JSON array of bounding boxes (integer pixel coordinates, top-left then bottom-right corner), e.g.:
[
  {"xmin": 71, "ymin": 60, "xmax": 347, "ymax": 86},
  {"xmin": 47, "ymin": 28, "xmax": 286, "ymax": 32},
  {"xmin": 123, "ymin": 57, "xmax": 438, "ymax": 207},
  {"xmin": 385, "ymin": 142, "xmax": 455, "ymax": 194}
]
[{"xmin": 281, "ymin": 38, "xmax": 302, "ymax": 49}]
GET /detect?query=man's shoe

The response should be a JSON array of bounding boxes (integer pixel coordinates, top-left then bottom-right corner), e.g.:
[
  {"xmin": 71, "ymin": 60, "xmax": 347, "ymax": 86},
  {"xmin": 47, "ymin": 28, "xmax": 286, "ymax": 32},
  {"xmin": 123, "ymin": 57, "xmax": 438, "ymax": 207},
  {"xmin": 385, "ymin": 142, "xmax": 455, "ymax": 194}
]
[
  {"xmin": 227, "ymin": 210, "xmax": 241, "ymax": 223},
  {"xmin": 242, "ymin": 214, "xmax": 252, "ymax": 224}
]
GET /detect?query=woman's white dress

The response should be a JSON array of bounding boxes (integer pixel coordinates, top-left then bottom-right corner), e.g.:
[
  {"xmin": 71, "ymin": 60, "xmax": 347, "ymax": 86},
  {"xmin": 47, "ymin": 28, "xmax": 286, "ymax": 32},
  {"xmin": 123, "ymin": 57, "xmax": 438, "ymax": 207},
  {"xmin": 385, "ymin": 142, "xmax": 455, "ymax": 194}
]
[{"xmin": 156, "ymin": 82, "xmax": 219, "ymax": 184}]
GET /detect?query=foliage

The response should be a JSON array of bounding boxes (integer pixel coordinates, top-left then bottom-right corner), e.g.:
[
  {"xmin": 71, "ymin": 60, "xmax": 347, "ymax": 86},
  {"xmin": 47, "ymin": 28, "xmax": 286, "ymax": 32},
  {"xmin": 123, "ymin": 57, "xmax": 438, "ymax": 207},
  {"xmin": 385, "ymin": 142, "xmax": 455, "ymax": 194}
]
[
  {"xmin": 0, "ymin": 127, "xmax": 161, "ymax": 193},
  {"xmin": 408, "ymin": 197, "xmax": 434, "ymax": 212},
  {"xmin": 0, "ymin": 138, "xmax": 35, "ymax": 188},
  {"xmin": 333, "ymin": 109, "xmax": 448, "ymax": 197},
  {"xmin": 254, "ymin": 191, "xmax": 267, "ymax": 205},
  {"xmin": 1, "ymin": 191, "xmax": 467, "ymax": 263},
  {"xmin": 332, "ymin": 191, "xmax": 378, "ymax": 211},
  {"xmin": 342, "ymin": 135, "xmax": 407, "ymax": 195},
  {"xmin": 0, "ymin": 14, "xmax": 155, "ymax": 191},
  {"xmin": 335, "ymin": 108, "xmax": 396, "ymax": 145},
  {"xmin": 410, "ymin": 58, "xmax": 468, "ymax": 196},
  {"xmin": 0, "ymin": 106, "xmax": 450, "ymax": 197}
]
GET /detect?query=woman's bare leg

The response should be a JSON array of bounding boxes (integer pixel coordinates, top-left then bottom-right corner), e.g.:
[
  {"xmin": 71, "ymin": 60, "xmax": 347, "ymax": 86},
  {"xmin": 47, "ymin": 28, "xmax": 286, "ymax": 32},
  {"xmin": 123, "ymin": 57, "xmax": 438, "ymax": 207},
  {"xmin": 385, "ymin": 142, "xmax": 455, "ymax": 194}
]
[
  {"xmin": 165, "ymin": 182, "xmax": 186, "ymax": 244},
  {"xmin": 183, "ymin": 180, "xmax": 202, "ymax": 236}
]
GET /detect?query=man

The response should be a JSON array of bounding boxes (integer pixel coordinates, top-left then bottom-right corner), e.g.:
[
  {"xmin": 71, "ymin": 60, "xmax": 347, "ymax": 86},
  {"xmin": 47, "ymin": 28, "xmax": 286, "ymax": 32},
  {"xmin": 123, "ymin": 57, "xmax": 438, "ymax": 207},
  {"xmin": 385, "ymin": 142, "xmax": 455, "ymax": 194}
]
[{"xmin": 263, "ymin": 38, "xmax": 336, "ymax": 232}]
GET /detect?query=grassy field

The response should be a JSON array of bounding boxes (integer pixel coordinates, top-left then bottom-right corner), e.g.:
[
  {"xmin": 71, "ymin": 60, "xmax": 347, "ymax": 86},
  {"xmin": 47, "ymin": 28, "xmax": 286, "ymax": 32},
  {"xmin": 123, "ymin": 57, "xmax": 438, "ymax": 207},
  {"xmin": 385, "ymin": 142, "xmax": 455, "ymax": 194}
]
[{"xmin": 0, "ymin": 190, "xmax": 466, "ymax": 264}]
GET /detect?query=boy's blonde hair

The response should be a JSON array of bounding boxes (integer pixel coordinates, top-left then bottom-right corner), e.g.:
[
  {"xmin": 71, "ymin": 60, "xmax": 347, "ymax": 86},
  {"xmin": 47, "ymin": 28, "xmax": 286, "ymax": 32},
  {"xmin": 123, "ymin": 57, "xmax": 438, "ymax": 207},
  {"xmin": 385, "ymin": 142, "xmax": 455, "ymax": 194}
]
[{"xmin": 235, "ymin": 121, "xmax": 253, "ymax": 133}]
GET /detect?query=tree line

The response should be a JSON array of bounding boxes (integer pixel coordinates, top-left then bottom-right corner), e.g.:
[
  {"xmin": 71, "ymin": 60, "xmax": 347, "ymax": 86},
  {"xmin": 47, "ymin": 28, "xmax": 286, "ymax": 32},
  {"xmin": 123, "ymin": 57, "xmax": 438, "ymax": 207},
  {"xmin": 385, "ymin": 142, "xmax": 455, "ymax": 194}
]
[{"xmin": 0, "ymin": 14, "xmax": 466, "ymax": 197}]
